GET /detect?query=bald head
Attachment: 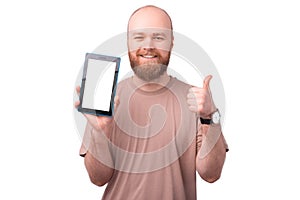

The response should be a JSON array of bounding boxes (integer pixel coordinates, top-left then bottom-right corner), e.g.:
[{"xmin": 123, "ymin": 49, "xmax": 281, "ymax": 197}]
[
  {"xmin": 127, "ymin": 6, "xmax": 174, "ymax": 82},
  {"xmin": 128, "ymin": 5, "xmax": 173, "ymax": 31}
]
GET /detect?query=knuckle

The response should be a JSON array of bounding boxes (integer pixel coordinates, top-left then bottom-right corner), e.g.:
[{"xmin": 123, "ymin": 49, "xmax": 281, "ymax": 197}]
[{"xmin": 198, "ymin": 104, "xmax": 204, "ymax": 111}]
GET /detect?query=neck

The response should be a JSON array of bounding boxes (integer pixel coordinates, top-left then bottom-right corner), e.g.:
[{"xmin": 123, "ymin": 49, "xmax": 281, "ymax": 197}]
[{"xmin": 132, "ymin": 72, "xmax": 170, "ymax": 92}]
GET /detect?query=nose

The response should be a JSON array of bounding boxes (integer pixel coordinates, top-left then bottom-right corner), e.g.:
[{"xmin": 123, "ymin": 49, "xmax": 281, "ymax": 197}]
[{"xmin": 142, "ymin": 37, "xmax": 155, "ymax": 49}]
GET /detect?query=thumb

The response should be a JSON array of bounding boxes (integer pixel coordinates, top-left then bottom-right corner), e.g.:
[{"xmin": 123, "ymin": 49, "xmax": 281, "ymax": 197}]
[
  {"xmin": 203, "ymin": 75, "xmax": 213, "ymax": 89},
  {"xmin": 114, "ymin": 95, "xmax": 120, "ymax": 109}
]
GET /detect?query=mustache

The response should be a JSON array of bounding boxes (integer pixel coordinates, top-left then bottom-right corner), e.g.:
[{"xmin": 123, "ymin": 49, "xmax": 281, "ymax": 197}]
[{"xmin": 135, "ymin": 49, "xmax": 162, "ymax": 57}]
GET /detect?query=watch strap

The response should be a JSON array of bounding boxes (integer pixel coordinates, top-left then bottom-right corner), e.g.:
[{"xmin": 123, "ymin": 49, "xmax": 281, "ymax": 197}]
[{"xmin": 200, "ymin": 117, "xmax": 212, "ymax": 125}]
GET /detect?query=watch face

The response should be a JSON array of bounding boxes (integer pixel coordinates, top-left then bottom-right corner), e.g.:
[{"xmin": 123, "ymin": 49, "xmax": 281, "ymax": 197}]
[{"xmin": 212, "ymin": 110, "xmax": 221, "ymax": 124}]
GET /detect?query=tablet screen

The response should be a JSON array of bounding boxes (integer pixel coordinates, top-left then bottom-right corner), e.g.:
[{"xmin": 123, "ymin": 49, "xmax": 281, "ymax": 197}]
[{"xmin": 78, "ymin": 53, "xmax": 120, "ymax": 116}]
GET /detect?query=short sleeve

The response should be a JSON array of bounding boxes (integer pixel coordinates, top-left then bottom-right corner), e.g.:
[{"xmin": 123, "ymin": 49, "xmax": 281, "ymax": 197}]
[
  {"xmin": 79, "ymin": 122, "xmax": 93, "ymax": 157},
  {"xmin": 223, "ymin": 135, "xmax": 229, "ymax": 152},
  {"xmin": 79, "ymin": 122, "xmax": 115, "ymax": 169}
]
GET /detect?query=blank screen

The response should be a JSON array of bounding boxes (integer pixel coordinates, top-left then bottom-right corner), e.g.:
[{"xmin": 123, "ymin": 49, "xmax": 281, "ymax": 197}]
[{"xmin": 82, "ymin": 58, "xmax": 116, "ymax": 112}]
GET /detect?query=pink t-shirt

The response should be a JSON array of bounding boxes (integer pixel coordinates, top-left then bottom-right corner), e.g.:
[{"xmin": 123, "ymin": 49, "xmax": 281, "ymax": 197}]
[{"xmin": 80, "ymin": 77, "xmax": 226, "ymax": 200}]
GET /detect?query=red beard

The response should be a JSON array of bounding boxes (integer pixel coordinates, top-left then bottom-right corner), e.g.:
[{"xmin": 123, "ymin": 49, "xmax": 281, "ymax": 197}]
[{"xmin": 128, "ymin": 49, "xmax": 171, "ymax": 81}]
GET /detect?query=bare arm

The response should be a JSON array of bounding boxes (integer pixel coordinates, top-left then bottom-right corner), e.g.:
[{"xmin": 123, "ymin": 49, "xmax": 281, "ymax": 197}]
[
  {"xmin": 75, "ymin": 86, "xmax": 118, "ymax": 186},
  {"xmin": 196, "ymin": 124, "xmax": 227, "ymax": 183},
  {"xmin": 187, "ymin": 75, "xmax": 228, "ymax": 182},
  {"xmin": 80, "ymin": 123, "xmax": 115, "ymax": 187},
  {"xmin": 84, "ymin": 150, "xmax": 114, "ymax": 186}
]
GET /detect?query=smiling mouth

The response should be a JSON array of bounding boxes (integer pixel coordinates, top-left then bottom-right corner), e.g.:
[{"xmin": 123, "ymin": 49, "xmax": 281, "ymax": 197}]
[{"xmin": 139, "ymin": 55, "xmax": 158, "ymax": 59}]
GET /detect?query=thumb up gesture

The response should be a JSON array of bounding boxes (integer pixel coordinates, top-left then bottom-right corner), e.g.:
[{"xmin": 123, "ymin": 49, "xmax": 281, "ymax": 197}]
[{"xmin": 187, "ymin": 75, "xmax": 216, "ymax": 118}]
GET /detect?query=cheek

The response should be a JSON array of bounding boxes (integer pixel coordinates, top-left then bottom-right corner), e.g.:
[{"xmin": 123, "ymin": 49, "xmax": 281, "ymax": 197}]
[
  {"xmin": 155, "ymin": 42, "xmax": 172, "ymax": 52},
  {"xmin": 128, "ymin": 40, "xmax": 141, "ymax": 52},
  {"xmin": 128, "ymin": 50, "xmax": 138, "ymax": 59},
  {"xmin": 157, "ymin": 50, "xmax": 171, "ymax": 59}
]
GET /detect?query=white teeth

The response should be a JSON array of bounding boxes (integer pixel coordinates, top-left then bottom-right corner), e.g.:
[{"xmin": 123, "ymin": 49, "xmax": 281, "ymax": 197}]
[{"xmin": 142, "ymin": 55, "xmax": 155, "ymax": 58}]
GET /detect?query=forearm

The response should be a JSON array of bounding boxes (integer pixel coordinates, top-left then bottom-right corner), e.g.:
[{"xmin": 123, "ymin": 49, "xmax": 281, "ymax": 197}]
[
  {"xmin": 84, "ymin": 151, "xmax": 114, "ymax": 186},
  {"xmin": 196, "ymin": 124, "xmax": 227, "ymax": 183},
  {"xmin": 81, "ymin": 123, "xmax": 115, "ymax": 186}
]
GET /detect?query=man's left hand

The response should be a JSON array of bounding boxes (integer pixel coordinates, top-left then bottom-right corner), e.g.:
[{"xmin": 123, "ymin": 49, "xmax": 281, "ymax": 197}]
[{"xmin": 187, "ymin": 75, "xmax": 216, "ymax": 118}]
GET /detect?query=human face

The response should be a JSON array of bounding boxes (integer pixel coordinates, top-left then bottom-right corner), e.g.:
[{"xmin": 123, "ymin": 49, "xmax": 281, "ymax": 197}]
[
  {"xmin": 127, "ymin": 7, "xmax": 174, "ymax": 82},
  {"xmin": 128, "ymin": 29, "xmax": 172, "ymax": 81}
]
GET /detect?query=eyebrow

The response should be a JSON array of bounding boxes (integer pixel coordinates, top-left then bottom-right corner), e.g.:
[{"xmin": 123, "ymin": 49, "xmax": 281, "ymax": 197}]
[
  {"xmin": 153, "ymin": 32, "xmax": 167, "ymax": 37},
  {"xmin": 131, "ymin": 32, "xmax": 145, "ymax": 36},
  {"xmin": 131, "ymin": 32, "xmax": 167, "ymax": 36}
]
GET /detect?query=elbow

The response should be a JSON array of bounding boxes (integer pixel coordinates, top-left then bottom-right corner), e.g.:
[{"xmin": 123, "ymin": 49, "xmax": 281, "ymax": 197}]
[
  {"xmin": 86, "ymin": 166, "xmax": 113, "ymax": 187},
  {"xmin": 198, "ymin": 164, "xmax": 222, "ymax": 183},
  {"xmin": 200, "ymin": 172, "xmax": 221, "ymax": 183},
  {"xmin": 88, "ymin": 175, "xmax": 109, "ymax": 187},
  {"xmin": 84, "ymin": 153, "xmax": 113, "ymax": 187}
]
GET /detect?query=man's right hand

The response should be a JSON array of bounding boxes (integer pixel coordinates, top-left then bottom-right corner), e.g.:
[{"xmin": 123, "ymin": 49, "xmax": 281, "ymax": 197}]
[{"xmin": 74, "ymin": 86, "xmax": 119, "ymax": 131}]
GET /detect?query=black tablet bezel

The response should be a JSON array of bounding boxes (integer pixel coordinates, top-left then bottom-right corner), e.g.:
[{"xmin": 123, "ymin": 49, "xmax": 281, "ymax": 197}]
[{"xmin": 78, "ymin": 53, "xmax": 120, "ymax": 117}]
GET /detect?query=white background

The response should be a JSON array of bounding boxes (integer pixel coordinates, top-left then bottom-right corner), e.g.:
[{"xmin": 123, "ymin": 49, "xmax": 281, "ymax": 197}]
[{"xmin": 1, "ymin": 0, "xmax": 300, "ymax": 199}]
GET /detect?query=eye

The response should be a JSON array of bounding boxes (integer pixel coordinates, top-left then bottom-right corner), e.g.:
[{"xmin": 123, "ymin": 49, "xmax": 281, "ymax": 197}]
[
  {"xmin": 153, "ymin": 36, "xmax": 165, "ymax": 41},
  {"xmin": 133, "ymin": 36, "xmax": 144, "ymax": 41}
]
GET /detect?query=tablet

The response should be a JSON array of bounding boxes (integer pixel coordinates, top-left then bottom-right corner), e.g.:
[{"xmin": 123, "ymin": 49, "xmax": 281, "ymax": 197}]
[{"xmin": 78, "ymin": 53, "xmax": 121, "ymax": 116}]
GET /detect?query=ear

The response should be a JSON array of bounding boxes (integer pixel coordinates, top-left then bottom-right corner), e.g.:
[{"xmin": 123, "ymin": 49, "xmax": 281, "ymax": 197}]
[{"xmin": 170, "ymin": 34, "xmax": 174, "ymax": 50}]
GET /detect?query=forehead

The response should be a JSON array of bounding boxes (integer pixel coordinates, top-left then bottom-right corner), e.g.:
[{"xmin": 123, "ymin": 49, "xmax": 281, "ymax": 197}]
[
  {"xmin": 128, "ymin": 7, "xmax": 172, "ymax": 31},
  {"xmin": 128, "ymin": 28, "xmax": 172, "ymax": 36}
]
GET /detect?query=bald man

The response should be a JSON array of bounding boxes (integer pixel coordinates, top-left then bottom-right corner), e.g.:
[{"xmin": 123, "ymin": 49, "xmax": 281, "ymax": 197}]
[{"xmin": 76, "ymin": 5, "xmax": 228, "ymax": 200}]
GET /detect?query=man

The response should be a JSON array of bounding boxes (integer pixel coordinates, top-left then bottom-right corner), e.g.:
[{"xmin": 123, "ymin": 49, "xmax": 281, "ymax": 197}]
[{"xmin": 75, "ymin": 5, "xmax": 228, "ymax": 200}]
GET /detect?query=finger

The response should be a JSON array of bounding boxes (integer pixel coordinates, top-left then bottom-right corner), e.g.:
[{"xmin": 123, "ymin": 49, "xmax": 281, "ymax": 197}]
[
  {"xmin": 96, "ymin": 116, "xmax": 112, "ymax": 127},
  {"xmin": 187, "ymin": 98, "xmax": 197, "ymax": 106},
  {"xmin": 187, "ymin": 92, "xmax": 196, "ymax": 99},
  {"xmin": 114, "ymin": 95, "xmax": 120, "ymax": 108},
  {"xmin": 188, "ymin": 105, "xmax": 198, "ymax": 112},
  {"xmin": 188, "ymin": 87, "xmax": 206, "ymax": 96},
  {"xmin": 187, "ymin": 88, "xmax": 200, "ymax": 99},
  {"xmin": 187, "ymin": 91, "xmax": 204, "ymax": 101},
  {"xmin": 203, "ymin": 75, "xmax": 213, "ymax": 89},
  {"xmin": 74, "ymin": 100, "xmax": 80, "ymax": 108},
  {"xmin": 76, "ymin": 86, "xmax": 80, "ymax": 96}
]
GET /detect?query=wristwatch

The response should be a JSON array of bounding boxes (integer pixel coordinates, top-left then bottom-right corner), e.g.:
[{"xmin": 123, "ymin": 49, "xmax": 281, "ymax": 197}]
[{"xmin": 200, "ymin": 109, "xmax": 221, "ymax": 125}]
